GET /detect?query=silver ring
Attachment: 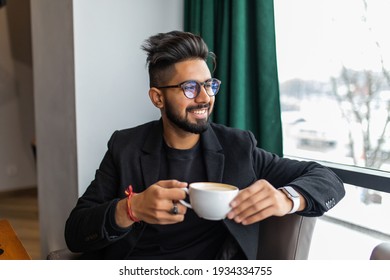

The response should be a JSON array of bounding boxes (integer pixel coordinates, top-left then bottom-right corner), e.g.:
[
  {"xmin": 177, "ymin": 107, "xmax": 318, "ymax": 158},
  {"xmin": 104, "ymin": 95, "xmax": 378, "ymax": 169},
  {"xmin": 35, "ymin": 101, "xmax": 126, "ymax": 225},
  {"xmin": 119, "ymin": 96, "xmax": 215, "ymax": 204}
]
[{"xmin": 171, "ymin": 203, "xmax": 179, "ymax": 215}]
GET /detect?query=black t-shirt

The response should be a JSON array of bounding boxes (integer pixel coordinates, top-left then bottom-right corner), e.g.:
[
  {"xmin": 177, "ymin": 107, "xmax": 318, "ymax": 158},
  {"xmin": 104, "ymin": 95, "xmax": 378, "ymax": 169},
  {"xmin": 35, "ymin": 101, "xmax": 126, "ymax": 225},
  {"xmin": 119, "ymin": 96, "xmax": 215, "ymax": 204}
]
[{"xmin": 127, "ymin": 141, "xmax": 229, "ymax": 259}]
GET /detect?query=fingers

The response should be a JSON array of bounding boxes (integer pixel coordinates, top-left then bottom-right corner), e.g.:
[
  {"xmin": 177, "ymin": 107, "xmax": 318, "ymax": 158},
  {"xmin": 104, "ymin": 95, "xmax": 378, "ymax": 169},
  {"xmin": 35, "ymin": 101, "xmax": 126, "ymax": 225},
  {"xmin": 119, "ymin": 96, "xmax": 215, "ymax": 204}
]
[
  {"xmin": 157, "ymin": 179, "xmax": 188, "ymax": 189},
  {"xmin": 151, "ymin": 180, "xmax": 188, "ymax": 201},
  {"xmin": 229, "ymin": 199, "xmax": 274, "ymax": 225},
  {"xmin": 227, "ymin": 179, "xmax": 283, "ymax": 225},
  {"xmin": 170, "ymin": 201, "xmax": 187, "ymax": 216},
  {"xmin": 143, "ymin": 199, "xmax": 187, "ymax": 224},
  {"xmin": 131, "ymin": 181, "xmax": 188, "ymax": 225}
]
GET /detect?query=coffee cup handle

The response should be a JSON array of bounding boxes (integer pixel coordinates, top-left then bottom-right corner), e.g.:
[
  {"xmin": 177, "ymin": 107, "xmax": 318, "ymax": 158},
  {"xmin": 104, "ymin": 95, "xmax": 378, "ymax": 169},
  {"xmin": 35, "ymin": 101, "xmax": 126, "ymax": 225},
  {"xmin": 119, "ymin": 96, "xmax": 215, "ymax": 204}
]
[{"xmin": 179, "ymin": 188, "xmax": 192, "ymax": 209}]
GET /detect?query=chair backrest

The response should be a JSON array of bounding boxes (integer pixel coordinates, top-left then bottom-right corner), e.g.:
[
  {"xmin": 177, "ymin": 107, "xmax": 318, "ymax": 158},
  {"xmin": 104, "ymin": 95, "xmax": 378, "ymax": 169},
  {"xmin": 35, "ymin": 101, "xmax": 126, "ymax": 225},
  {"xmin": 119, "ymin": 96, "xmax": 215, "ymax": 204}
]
[
  {"xmin": 370, "ymin": 242, "xmax": 390, "ymax": 260},
  {"xmin": 48, "ymin": 214, "xmax": 317, "ymax": 260},
  {"xmin": 47, "ymin": 248, "xmax": 81, "ymax": 260},
  {"xmin": 257, "ymin": 214, "xmax": 317, "ymax": 260}
]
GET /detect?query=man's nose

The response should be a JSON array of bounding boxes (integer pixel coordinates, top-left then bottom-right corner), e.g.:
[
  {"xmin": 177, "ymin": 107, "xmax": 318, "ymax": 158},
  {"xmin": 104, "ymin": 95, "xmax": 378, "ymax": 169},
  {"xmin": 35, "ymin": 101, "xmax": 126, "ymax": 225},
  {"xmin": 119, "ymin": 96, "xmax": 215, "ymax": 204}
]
[{"xmin": 194, "ymin": 85, "xmax": 211, "ymax": 103}]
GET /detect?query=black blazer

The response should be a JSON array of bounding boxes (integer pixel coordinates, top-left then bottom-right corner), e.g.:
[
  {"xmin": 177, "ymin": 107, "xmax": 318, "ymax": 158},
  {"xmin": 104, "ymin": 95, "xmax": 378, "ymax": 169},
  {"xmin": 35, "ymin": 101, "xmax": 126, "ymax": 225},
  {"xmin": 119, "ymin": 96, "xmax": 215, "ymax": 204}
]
[{"xmin": 65, "ymin": 120, "xmax": 345, "ymax": 259}]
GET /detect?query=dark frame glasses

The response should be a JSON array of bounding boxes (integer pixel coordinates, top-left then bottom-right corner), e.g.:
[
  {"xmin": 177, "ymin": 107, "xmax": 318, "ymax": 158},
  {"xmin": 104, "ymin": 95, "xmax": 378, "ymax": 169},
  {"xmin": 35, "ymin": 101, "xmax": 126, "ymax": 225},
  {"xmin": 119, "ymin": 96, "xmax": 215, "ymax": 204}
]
[{"xmin": 156, "ymin": 78, "xmax": 221, "ymax": 99}]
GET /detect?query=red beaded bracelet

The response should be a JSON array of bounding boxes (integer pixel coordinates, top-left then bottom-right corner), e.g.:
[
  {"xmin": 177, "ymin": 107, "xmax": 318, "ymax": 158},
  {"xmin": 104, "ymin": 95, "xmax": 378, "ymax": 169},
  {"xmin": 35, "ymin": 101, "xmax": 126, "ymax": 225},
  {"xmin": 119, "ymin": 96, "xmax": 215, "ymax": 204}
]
[{"xmin": 125, "ymin": 185, "xmax": 140, "ymax": 223}]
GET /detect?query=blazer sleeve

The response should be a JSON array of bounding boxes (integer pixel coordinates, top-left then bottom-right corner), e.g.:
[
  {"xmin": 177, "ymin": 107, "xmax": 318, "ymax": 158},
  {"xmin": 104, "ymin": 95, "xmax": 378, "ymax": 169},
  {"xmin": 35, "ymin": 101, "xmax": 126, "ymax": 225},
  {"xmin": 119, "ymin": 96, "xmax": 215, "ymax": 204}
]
[
  {"xmin": 64, "ymin": 131, "xmax": 133, "ymax": 253},
  {"xmin": 249, "ymin": 130, "xmax": 345, "ymax": 216}
]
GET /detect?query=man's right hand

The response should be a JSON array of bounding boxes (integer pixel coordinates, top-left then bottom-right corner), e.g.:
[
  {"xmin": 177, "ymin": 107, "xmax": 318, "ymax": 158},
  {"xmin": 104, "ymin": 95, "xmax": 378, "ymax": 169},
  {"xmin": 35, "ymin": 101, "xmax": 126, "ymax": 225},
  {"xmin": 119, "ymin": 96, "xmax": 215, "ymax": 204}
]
[{"xmin": 115, "ymin": 180, "xmax": 188, "ymax": 228}]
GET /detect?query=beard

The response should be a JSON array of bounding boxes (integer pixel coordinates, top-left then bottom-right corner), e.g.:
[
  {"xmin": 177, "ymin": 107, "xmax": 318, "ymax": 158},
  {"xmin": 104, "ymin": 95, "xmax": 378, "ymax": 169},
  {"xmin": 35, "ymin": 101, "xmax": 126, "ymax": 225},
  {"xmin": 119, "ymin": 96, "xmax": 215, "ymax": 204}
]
[{"xmin": 165, "ymin": 102, "xmax": 210, "ymax": 134}]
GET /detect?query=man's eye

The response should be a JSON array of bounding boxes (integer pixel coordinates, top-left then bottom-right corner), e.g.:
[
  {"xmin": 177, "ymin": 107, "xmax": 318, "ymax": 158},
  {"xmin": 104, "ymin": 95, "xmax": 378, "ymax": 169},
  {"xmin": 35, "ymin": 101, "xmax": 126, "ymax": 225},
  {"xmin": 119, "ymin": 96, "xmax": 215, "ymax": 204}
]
[{"xmin": 184, "ymin": 85, "xmax": 196, "ymax": 91}]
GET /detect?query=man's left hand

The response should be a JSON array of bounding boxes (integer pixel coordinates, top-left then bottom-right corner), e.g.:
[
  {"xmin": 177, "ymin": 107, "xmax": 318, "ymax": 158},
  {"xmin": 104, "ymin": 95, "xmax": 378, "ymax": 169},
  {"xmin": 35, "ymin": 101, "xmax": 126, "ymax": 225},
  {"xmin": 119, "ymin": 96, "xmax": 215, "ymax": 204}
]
[{"xmin": 227, "ymin": 179, "xmax": 305, "ymax": 225}]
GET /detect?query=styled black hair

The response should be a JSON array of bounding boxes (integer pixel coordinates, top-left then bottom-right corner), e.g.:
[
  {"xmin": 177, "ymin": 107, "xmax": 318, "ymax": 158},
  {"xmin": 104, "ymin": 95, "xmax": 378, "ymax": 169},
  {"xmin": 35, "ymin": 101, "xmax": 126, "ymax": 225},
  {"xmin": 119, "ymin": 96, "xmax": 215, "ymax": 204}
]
[{"xmin": 141, "ymin": 30, "xmax": 216, "ymax": 87}]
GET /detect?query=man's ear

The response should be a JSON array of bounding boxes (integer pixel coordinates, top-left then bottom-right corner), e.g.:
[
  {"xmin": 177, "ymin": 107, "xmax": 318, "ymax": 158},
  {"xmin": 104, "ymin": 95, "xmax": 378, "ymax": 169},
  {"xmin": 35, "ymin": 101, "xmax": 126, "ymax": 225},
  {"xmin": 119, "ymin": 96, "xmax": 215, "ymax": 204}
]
[{"xmin": 149, "ymin": 87, "xmax": 164, "ymax": 109}]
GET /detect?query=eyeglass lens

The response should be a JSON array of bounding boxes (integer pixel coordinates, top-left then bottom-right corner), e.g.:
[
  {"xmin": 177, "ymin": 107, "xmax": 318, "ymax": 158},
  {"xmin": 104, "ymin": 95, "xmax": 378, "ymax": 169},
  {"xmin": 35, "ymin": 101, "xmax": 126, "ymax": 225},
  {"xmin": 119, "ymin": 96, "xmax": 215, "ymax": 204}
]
[{"xmin": 182, "ymin": 79, "xmax": 220, "ymax": 99}]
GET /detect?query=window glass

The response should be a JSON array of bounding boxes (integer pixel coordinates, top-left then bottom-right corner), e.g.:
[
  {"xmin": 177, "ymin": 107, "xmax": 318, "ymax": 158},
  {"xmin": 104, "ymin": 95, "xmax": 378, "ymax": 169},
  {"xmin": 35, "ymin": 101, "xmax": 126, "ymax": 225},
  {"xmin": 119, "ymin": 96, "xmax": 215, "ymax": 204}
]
[
  {"xmin": 275, "ymin": 0, "xmax": 390, "ymax": 172},
  {"xmin": 309, "ymin": 184, "xmax": 390, "ymax": 259},
  {"xmin": 274, "ymin": 0, "xmax": 390, "ymax": 259}
]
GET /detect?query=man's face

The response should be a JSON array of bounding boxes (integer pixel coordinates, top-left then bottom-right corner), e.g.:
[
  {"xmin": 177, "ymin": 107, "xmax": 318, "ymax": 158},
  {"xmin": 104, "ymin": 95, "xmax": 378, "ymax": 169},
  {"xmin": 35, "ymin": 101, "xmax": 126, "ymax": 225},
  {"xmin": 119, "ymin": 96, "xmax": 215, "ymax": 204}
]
[{"xmin": 160, "ymin": 59, "xmax": 215, "ymax": 134}]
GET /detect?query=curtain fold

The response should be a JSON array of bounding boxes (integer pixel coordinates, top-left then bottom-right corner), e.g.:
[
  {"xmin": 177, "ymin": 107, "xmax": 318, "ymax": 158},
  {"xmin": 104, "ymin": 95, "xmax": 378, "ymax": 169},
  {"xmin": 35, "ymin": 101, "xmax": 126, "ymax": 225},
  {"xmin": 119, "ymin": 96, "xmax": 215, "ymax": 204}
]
[{"xmin": 184, "ymin": 0, "xmax": 283, "ymax": 156}]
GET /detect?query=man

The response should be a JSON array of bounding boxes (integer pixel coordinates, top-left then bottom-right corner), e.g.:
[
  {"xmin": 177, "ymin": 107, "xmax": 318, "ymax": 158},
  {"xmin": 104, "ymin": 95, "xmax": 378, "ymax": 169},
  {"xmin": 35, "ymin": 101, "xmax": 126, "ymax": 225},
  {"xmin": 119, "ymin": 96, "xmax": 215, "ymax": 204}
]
[{"xmin": 65, "ymin": 30, "xmax": 345, "ymax": 259}]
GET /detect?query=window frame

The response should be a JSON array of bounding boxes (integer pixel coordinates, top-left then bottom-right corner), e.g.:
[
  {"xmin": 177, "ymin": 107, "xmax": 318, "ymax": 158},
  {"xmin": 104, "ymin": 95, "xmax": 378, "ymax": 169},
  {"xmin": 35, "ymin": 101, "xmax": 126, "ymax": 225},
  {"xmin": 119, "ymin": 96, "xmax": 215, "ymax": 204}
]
[{"xmin": 287, "ymin": 155, "xmax": 390, "ymax": 193}]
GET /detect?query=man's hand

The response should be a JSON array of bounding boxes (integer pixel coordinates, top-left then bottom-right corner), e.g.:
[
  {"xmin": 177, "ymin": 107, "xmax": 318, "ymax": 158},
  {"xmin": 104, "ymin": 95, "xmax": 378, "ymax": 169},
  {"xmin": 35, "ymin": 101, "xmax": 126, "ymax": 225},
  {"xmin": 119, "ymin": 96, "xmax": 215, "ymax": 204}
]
[
  {"xmin": 227, "ymin": 179, "xmax": 306, "ymax": 225},
  {"xmin": 115, "ymin": 180, "xmax": 188, "ymax": 228}
]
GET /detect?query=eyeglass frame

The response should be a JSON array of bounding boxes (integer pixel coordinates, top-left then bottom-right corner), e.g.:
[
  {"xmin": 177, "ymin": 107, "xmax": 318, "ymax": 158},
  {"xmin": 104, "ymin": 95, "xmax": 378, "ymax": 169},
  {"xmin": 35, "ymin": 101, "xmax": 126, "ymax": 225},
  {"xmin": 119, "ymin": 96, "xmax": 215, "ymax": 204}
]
[{"xmin": 156, "ymin": 78, "xmax": 221, "ymax": 99}]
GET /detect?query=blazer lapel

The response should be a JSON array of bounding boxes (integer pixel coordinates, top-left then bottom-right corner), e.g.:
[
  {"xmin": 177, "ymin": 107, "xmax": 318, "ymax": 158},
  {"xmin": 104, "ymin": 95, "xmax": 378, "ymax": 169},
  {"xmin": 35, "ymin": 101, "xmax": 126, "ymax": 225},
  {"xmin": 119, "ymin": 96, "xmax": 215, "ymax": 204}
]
[
  {"xmin": 201, "ymin": 124, "xmax": 225, "ymax": 183},
  {"xmin": 140, "ymin": 121, "xmax": 163, "ymax": 189}
]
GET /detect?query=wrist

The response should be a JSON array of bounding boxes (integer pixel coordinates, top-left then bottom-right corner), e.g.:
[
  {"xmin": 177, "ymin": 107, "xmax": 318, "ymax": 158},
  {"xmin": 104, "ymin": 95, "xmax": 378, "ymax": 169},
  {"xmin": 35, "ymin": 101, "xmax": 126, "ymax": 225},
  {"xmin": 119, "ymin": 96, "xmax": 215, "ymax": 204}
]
[
  {"xmin": 125, "ymin": 185, "xmax": 141, "ymax": 223},
  {"xmin": 115, "ymin": 199, "xmax": 135, "ymax": 228},
  {"xmin": 278, "ymin": 186, "xmax": 300, "ymax": 214}
]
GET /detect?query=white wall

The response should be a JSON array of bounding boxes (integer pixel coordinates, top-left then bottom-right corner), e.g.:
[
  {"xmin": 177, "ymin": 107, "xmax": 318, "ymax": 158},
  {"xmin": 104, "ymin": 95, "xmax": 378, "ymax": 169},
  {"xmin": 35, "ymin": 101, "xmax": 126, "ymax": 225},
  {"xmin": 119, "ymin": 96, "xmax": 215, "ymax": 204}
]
[
  {"xmin": 31, "ymin": 0, "xmax": 183, "ymax": 258},
  {"xmin": 73, "ymin": 0, "xmax": 183, "ymax": 195}
]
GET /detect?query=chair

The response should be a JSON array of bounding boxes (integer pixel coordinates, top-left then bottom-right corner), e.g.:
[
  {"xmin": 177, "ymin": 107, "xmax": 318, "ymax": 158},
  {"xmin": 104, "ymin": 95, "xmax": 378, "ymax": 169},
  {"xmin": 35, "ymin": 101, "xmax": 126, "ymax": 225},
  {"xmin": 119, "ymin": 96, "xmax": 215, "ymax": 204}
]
[
  {"xmin": 257, "ymin": 214, "xmax": 316, "ymax": 259},
  {"xmin": 370, "ymin": 242, "xmax": 390, "ymax": 260},
  {"xmin": 47, "ymin": 214, "xmax": 317, "ymax": 260},
  {"xmin": 47, "ymin": 248, "xmax": 81, "ymax": 260}
]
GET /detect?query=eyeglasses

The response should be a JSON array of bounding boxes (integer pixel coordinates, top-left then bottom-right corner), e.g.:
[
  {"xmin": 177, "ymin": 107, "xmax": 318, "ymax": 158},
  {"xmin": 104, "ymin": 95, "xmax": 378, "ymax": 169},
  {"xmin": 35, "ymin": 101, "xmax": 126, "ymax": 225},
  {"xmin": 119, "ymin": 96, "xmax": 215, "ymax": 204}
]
[{"xmin": 156, "ymin": 78, "xmax": 221, "ymax": 99}]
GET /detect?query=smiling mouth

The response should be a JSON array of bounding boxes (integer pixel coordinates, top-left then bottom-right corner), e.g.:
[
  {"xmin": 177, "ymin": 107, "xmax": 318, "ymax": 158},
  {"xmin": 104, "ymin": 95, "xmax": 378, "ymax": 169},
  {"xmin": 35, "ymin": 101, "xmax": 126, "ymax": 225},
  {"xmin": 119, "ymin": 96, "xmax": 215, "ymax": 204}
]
[
  {"xmin": 191, "ymin": 108, "xmax": 208, "ymax": 115},
  {"xmin": 187, "ymin": 104, "xmax": 209, "ymax": 113},
  {"xmin": 187, "ymin": 105, "xmax": 209, "ymax": 118}
]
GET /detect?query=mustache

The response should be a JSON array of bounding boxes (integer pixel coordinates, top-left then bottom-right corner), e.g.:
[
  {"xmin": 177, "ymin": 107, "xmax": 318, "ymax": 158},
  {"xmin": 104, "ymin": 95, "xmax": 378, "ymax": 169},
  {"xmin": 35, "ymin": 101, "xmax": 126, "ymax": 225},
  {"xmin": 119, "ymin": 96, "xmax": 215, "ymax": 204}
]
[{"xmin": 186, "ymin": 104, "xmax": 210, "ymax": 111}]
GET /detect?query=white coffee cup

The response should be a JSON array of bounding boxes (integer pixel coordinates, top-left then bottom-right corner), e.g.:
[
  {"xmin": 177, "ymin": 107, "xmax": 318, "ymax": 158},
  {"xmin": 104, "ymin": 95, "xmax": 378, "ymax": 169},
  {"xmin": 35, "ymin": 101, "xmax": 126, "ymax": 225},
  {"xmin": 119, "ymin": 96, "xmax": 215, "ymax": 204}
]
[{"xmin": 179, "ymin": 182, "xmax": 239, "ymax": 220}]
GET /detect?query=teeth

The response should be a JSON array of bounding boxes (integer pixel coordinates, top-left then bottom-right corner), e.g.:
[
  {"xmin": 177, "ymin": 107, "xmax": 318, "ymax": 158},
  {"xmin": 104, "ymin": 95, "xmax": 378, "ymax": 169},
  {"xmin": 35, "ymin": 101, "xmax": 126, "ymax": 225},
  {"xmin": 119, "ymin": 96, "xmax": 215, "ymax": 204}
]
[{"xmin": 193, "ymin": 109, "xmax": 207, "ymax": 114}]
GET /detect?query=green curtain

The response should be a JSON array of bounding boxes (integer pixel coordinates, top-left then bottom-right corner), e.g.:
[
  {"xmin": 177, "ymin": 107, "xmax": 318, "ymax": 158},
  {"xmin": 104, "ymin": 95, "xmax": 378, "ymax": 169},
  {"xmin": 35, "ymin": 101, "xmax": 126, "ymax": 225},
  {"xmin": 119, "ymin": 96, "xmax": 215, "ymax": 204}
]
[{"xmin": 184, "ymin": 0, "xmax": 283, "ymax": 156}]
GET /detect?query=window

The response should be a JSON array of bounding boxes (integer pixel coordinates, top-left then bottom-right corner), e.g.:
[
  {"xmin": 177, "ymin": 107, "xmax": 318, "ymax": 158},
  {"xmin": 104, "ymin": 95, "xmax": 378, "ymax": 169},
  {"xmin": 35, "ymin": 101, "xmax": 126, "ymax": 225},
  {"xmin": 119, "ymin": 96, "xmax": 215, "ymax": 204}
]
[
  {"xmin": 275, "ymin": 0, "xmax": 390, "ymax": 172},
  {"xmin": 274, "ymin": 0, "xmax": 390, "ymax": 259},
  {"xmin": 310, "ymin": 184, "xmax": 390, "ymax": 259}
]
